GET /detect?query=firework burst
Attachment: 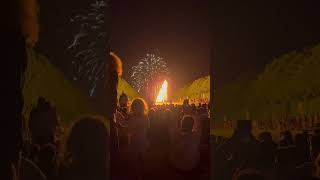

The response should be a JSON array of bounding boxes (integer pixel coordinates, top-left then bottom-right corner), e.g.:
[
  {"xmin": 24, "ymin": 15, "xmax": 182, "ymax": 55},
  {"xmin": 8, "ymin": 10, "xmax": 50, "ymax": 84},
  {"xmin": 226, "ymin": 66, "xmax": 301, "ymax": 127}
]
[
  {"xmin": 68, "ymin": 0, "xmax": 107, "ymax": 96},
  {"xmin": 131, "ymin": 53, "xmax": 169, "ymax": 93}
]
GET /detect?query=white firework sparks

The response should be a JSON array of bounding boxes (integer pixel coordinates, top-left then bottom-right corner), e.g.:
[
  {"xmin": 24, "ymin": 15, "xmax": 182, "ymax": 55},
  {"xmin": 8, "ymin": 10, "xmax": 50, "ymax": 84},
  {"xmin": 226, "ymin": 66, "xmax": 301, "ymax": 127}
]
[
  {"xmin": 131, "ymin": 53, "xmax": 169, "ymax": 92},
  {"xmin": 68, "ymin": 0, "xmax": 107, "ymax": 96}
]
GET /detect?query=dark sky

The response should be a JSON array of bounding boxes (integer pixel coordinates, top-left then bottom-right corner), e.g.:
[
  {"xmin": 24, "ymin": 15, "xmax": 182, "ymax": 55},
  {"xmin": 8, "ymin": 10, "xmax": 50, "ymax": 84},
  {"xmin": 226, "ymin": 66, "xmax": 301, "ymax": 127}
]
[
  {"xmin": 37, "ymin": 0, "xmax": 98, "ymax": 79},
  {"xmin": 110, "ymin": 0, "xmax": 211, "ymax": 90},
  {"xmin": 211, "ymin": 0, "xmax": 320, "ymax": 86},
  {"xmin": 37, "ymin": 0, "xmax": 320, "ymax": 95},
  {"xmin": 37, "ymin": 0, "xmax": 109, "ymax": 97}
]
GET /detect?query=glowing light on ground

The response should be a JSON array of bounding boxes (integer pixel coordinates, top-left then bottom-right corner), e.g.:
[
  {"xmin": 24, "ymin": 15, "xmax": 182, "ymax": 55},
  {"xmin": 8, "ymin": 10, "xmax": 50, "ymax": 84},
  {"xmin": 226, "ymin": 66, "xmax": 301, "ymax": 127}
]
[{"xmin": 155, "ymin": 80, "xmax": 168, "ymax": 103}]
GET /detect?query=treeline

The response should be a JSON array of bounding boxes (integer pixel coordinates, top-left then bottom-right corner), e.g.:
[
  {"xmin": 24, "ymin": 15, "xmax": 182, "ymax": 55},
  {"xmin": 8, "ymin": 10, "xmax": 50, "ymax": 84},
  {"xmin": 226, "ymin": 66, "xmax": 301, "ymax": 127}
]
[
  {"xmin": 214, "ymin": 44, "xmax": 320, "ymax": 121},
  {"xmin": 23, "ymin": 49, "xmax": 139, "ymax": 124},
  {"xmin": 174, "ymin": 75, "xmax": 210, "ymax": 101},
  {"xmin": 117, "ymin": 78, "xmax": 140, "ymax": 100},
  {"xmin": 23, "ymin": 49, "xmax": 92, "ymax": 124}
]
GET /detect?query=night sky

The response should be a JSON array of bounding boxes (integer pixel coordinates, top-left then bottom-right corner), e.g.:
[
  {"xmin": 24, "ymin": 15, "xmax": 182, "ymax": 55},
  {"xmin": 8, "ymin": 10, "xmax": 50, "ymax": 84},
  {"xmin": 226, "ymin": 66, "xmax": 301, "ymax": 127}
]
[
  {"xmin": 37, "ymin": 0, "xmax": 320, "ymax": 96},
  {"xmin": 211, "ymin": 1, "xmax": 320, "ymax": 86},
  {"xmin": 110, "ymin": 0, "xmax": 211, "ymax": 91},
  {"xmin": 37, "ymin": 0, "xmax": 109, "ymax": 97},
  {"xmin": 37, "ymin": 0, "xmax": 95, "ymax": 70}
]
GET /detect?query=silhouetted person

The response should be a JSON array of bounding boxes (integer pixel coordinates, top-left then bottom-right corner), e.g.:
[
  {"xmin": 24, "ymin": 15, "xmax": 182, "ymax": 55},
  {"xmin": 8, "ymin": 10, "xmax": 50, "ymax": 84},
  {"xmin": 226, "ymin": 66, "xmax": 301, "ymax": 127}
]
[
  {"xmin": 257, "ymin": 132, "xmax": 277, "ymax": 169},
  {"xmin": 107, "ymin": 52, "xmax": 123, "ymax": 178},
  {"xmin": 199, "ymin": 113, "xmax": 210, "ymax": 145},
  {"xmin": 148, "ymin": 108, "xmax": 156, "ymax": 130},
  {"xmin": 146, "ymin": 108, "xmax": 157, "ymax": 144},
  {"xmin": 118, "ymin": 92, "xmax": 129, "ymax": 119},
  {"xmin": 60, "ymin": 116, "xmax": 109, "ymax": 180},
  {"xmin": 223, "ymin": 121, "xmax": 259, "ymax": 170},
  {"xmin": 170, "ymin": 115, "xmax": 200, "ymax": 176},
  {"xmin": 29, "ymin": 97, "xmax": 59, "ymax": 147},
  {"xmin": 127, "ymin": 98, "xmax": 149, "ymax": 180},
  {"xmin": 156, "ymin": 109, "xmax": 171, "ymax": 149},
  {"xmin": 25, "ymin": 98, "xmax": 60, "ymax": 180}
]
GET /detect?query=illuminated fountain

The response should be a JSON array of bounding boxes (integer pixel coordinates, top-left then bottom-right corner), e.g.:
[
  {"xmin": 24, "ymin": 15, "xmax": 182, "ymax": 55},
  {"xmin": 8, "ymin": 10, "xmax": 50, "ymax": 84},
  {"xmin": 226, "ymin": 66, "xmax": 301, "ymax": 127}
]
[{"xmin": 155, "ymin": 80, "xmax": 168, "ymax": 104}]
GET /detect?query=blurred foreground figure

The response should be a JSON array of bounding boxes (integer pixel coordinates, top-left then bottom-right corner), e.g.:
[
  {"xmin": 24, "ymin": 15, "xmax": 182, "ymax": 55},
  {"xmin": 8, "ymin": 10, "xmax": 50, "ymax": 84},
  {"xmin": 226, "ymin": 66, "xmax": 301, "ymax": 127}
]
[
  {"xmin": 26, "ymin": 97, "xmax": 59, "ymax": 180},
  {"xmin": 2, "ymin": 0, "xmax": 39, "ymax": 179},
  {"xmin": 108, "ymin": 52, "xmax": 123, "ymax": 180},
  {"xmin": 59, "ymin": 116, "xmax": 109, "ymax": 180}
]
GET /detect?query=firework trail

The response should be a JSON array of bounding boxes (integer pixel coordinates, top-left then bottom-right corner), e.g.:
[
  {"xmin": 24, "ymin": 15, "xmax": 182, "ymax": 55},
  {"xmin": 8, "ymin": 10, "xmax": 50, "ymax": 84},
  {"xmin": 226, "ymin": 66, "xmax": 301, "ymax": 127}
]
[
  {"xmin": 131, "ymin": 53, "xmax": 169, "ymax": 93},
  {"xmin": 68, "ymin": 0, "xmax": 107, "ymax": 96}
]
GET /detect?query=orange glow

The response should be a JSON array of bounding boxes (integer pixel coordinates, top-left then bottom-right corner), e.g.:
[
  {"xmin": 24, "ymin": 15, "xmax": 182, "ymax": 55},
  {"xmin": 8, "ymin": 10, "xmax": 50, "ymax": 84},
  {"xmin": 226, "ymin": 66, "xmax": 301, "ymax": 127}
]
[{"xmin": 155, "ymin": 80, "xmax": 168, "ymax": 103}]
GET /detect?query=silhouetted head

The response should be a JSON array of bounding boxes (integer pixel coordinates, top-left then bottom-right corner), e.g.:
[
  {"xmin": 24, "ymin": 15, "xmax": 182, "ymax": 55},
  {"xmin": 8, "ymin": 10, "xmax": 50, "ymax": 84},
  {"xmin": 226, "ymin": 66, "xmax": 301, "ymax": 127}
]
[
  {"xmin": 130, "ymin": 98, "xmax": 148, "ymax": 116},
  {"xmin": 181, "ymin": 115, "xmax": 194, "ymax": 133},
  {"xmin": 110, "ymin": 52, "xmax": 123, "ymax": 77},
  {"xmin": 66, "ymin": 115, "xmax": 109, "ymax": 168},
  {"xmin": 119, "ymin": 92, "xmax": 128, "ymax": 107},
  {"xmin": 29, "ymin": 97, "xmax": 58, "ymax": 145},
  {"xmin": 107, "ymin": 52, "xmax": 123, "ymax": 117}
]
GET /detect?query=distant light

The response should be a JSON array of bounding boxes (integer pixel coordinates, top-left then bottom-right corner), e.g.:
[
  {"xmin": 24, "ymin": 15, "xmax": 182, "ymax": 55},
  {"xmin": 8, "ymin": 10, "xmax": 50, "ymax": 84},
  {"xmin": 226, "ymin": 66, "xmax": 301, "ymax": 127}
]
[{"xmin": 155, "ymin": 80, "xmax": 168, "ymax": 103}]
